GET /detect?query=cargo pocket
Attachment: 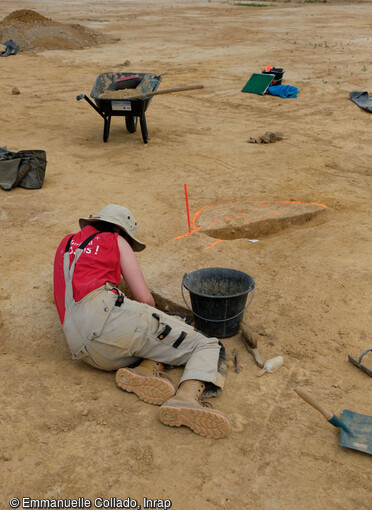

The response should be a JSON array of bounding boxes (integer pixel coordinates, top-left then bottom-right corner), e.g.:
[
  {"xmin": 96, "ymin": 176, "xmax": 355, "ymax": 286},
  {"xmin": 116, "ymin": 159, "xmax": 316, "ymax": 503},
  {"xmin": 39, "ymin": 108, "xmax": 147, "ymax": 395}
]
[
  {"xmin": 150, "ymin": 312, "xmax": 188, "ymax": 349},
  {"xmin": 77, "ymin": 295, "xmax": 116, "ymax": 341}
]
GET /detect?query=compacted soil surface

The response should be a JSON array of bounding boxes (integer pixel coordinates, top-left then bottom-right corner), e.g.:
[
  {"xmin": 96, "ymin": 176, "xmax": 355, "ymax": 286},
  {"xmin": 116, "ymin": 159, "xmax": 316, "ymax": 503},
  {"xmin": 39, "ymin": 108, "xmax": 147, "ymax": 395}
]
[{"xmin": 1, "ymin": 1, "xmax": 371, "ymax": 509}]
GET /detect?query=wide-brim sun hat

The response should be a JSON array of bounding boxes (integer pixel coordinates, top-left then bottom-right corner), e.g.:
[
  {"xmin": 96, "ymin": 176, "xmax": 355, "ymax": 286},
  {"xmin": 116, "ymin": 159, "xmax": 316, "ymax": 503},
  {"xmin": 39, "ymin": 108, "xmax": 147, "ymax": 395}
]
[{"xmin": 79, "ymin": 204, "xmax": 146, "ymax": 252}]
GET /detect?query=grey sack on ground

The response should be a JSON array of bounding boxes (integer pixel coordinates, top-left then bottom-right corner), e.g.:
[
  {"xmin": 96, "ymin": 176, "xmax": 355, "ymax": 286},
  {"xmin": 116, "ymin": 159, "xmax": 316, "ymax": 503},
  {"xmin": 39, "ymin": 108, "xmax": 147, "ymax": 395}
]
[
  {"xmin": 349, "ymin": 91, "xmax": 372, "ymax": 113},
  {"xmin": 0, "ymin": 148, "xmax": 47, "ymax": 190}
]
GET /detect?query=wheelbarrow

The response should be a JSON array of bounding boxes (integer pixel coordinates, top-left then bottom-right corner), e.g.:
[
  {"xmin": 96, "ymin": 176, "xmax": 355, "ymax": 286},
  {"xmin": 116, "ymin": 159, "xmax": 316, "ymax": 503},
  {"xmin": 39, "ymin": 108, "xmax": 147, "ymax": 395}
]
[
  {"xmin": 77, "ymin": 72, "xmax": 204, "ymax": 144},
  {"xmin": 77, "ymin": 72, "xmax": 162, "ymax": 143}
]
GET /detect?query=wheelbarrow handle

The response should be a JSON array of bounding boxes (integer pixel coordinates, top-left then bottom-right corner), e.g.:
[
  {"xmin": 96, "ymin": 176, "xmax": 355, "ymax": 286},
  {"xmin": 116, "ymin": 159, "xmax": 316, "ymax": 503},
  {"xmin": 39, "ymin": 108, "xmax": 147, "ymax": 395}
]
[
  {"xmin": 76, "ymin": 93, "xmax": 105, "ymax": 118},
  {"xmin": 294, "ymin": 386, "xmax": 333, "ymax": 421}
]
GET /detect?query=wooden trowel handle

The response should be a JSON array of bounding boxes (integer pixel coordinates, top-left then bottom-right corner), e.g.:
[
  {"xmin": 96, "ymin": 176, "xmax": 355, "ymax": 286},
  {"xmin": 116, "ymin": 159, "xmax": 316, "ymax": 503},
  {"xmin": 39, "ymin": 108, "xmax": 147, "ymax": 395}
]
[
  {"xmin": 149, "ymin": 84, "xmax": 204, "ymax": 96},
  {"xmin": 294, "ymin": 386, "xmax": 333, "ymax": 421},
  {"xmin": 123, "ymin": 84, "xmax": 204, "ymax": 100}
]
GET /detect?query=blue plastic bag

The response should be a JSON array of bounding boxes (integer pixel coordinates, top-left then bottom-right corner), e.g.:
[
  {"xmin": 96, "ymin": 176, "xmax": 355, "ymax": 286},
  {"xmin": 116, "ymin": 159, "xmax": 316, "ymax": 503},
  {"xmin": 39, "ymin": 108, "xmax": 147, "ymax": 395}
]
[{"xmin": 267, "ymin": 85, "xmax": 299, "ymax": 98}]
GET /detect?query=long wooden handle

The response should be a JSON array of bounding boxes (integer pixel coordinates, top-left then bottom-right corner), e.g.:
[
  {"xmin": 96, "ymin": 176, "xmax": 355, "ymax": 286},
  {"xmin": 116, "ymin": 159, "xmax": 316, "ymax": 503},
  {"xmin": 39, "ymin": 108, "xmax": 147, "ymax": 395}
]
[
  {"xmin": 240, "ymin": 323, "xmax": 258, "ymax": 348},
  {"xmin": 121, "ymin": 84, "xmax": 204, "ymax": 100},
  {"xmin": 294, "ymin": 386, "xmax": 333, "ymax": 421}
]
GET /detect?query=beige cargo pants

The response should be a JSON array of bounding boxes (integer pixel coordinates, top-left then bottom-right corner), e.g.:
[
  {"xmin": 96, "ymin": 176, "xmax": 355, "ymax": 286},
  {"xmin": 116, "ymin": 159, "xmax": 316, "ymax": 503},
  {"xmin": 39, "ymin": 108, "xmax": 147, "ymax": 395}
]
[{"xmin": 62, "ymin": 233, "xmax": 226, "ymax": 391}]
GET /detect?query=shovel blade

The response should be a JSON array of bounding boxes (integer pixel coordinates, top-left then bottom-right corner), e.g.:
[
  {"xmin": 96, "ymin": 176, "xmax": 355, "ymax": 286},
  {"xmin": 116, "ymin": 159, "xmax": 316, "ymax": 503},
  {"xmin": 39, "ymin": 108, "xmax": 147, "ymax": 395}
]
[{"xmin": 340, "ymin": 410, "xmax": 372, "ymax": 455}]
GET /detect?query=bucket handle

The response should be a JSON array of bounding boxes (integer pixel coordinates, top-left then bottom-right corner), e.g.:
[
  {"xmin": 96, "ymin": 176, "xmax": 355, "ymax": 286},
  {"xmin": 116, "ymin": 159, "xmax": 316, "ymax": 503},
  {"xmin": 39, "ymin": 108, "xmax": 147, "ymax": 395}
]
[{"xmin": 181, "ymin": 281, "xmax": 255, "ymax": 323}]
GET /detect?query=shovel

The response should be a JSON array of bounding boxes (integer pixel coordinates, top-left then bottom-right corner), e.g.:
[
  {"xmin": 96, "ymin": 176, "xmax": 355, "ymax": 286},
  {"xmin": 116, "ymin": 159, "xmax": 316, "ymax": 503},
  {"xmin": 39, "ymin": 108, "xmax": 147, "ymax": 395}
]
[{"xmin": 295, "ymin": 386, "xmax": 372, "ymax": 455}]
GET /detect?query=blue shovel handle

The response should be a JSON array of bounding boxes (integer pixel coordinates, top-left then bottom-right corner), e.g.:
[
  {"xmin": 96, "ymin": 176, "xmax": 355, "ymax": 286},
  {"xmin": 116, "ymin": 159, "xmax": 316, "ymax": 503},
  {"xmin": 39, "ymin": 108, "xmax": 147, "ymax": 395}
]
[
  {"xmin": 328, "ymin": 415, "xmax": 353, "ymax": 436},
  {"xmin": 295, "ymin": 386, "xmax": 353, "ymax": 436}
]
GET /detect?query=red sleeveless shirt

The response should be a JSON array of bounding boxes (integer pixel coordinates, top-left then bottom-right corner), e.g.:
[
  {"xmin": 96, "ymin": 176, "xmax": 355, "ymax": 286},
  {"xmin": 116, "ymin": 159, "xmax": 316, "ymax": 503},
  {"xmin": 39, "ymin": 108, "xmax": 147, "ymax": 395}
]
[{"xmin": 53, "ymin": 225, "xmax": 121, "ymax": 323}]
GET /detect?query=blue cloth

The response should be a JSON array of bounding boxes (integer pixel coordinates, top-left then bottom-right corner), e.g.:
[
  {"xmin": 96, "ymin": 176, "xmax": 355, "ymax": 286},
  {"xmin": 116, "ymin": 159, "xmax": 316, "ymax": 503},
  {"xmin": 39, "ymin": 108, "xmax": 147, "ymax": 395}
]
[
  {"xmin": 267, "ymin": 85, "xmax": 299, "ymax": 98},
  {"xmin": 0, "ymin": 40, "xmax": 19, "ymax": 57}
]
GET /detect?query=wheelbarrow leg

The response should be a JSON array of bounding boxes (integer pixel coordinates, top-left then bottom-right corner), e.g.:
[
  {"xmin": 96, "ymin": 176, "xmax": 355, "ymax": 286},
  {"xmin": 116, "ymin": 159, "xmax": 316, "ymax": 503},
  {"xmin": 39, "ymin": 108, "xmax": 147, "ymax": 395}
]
[
  {"xmin": 139, "ymin": 114, "xmax": 148, "ymax": 144},
  {"xmin": 103, "ymin": 116, "xmax": 111, "ymax": 143}
]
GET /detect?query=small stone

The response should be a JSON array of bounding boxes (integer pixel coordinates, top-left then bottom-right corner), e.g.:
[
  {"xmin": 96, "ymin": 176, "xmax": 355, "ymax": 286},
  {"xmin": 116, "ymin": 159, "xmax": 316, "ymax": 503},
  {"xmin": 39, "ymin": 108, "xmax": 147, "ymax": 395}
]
[
  {"xmin": 12, "ymin": 87, "xmax": 20, "ymax": 95},
  {"xmin": 260, "ymin": 133, "xmax": 271, "ymax": 144},
  {"xmin": 1, "ymin": 453, "xmax": 12, "ymax": 461},
  {"xmin": 81, "ymin": 409, "xmax": 88, "ymax": 416},
  {"xmin": 32, "ymin": 93, "xmax": 41, "ymax": 98},
  {"xmin": 124, "ymin": 60, "xmax": 131, "ymax": 66},
  {"xmin": 113, "ymin": 448, "xmax": 120, "ymax": 455}
]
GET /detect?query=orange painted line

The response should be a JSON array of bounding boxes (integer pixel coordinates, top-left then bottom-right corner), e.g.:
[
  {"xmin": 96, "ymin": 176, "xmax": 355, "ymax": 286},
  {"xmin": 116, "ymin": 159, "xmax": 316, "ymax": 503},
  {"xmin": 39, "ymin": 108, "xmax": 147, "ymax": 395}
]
[
  {"xmin": 225, "ymin": 217, "xmax": 234, "ymax": 221},
  {"xmin": 174, "ymin": 226, "xmax": 203, "ymax": 239},
  {"xmin": 271, "ymin": 211, "xmax": 281, "ymax": 215},
  {"xmin": 209, "ymin": 221, "xmax": 221, "ymax": 225},
  {"xmin": 205, "ymin": 239, "xmax": 223, "ymax": 250},
  {"xmin": 191, "ymin": 200, "xmax": 273, "ymax": 230},
  {"xmin": 277, "ymin": 200, "xmax": 328, "ymax": 208},
  {"xmin": 176, "ymin": 200, "xmax": 328, "ymax": 240},
  {"xmin": 309, "ymin": 202, "xmax": 328, "ymax": 208}
]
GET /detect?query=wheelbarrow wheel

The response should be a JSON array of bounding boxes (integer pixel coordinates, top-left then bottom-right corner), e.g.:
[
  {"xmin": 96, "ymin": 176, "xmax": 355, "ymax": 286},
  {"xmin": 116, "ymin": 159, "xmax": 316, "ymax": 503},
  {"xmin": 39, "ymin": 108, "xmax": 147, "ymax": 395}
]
[
  {"xmin": 140, "ymin": 114, "xmax": 149, "ymax": 144},
  {"xmin": 103, "ymin": 116, "xmax": 111, "ymax": 143},
  {"xmin": 125, "ymin": 116, "xmax": 138, "ymax": 133}
]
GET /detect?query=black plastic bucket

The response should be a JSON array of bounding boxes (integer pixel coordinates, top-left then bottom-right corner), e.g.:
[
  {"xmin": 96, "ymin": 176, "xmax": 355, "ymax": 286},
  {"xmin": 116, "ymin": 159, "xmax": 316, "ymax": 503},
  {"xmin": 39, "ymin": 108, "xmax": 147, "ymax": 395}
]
[
  {"xmin": 262, "ymin": 67, "xmax": 284, "ymax": 86},
  {"xmin": 182, "ymin": 267, "xmax": 255, "ymax": 338}
]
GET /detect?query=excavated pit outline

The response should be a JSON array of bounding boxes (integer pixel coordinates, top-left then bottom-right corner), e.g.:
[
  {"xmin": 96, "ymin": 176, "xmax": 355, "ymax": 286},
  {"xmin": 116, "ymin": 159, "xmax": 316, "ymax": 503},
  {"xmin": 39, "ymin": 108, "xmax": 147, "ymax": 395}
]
[{"xmin": 176, "ymin": 200, "xmax": 328, "ymax": 246}]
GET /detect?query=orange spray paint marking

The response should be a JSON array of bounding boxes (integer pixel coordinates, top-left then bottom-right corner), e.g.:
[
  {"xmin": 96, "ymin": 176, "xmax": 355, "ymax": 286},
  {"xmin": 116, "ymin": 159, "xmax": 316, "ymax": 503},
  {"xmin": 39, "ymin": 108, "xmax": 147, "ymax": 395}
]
[
  {"xmin": 174, "ymin": 226, "xmax": 203, "ymax": 240},
  {"xmin": 205, "ymin": 240, "xmax": 223, "ymax": 250},
  {"xmin": 209, "ymin": 221, "xmax": 221, "ymax": 226},
  {"xmin": 174, "ymin": 200, "xmax": 328, "ymax": 240}
]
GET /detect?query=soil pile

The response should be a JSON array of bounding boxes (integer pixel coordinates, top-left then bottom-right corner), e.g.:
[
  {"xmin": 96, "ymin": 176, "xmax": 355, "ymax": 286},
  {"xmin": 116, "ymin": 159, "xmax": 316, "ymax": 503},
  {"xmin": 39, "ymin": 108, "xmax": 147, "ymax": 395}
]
[
  {"xmin": 0, "ymin": 9, "xmax": 111, "ymax": 51},
  {"xmin": 2, "ymin": 9, "xmax": 51, "ymax": 25}
]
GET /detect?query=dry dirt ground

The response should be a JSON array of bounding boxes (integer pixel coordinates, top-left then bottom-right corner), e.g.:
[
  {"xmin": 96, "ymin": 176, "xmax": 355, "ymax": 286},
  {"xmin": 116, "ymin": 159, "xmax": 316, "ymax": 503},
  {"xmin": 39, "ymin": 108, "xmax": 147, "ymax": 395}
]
[{"xmin": 1, "ymin": 1, "xmax": 371, "ymax": 509}]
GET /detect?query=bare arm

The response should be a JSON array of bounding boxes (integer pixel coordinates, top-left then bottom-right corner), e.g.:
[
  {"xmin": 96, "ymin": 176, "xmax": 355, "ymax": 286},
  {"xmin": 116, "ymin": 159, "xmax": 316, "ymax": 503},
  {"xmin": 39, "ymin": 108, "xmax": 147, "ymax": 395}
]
[{"xmin": 117, "ymin": 235, "xmax": 155, "ymax": 307}]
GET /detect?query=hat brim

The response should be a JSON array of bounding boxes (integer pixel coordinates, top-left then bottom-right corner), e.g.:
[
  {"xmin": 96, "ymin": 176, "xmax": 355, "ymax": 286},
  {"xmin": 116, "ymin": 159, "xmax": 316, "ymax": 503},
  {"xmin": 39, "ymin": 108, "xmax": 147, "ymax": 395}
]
[{"xmin": 79, "ymin": 216, "xmax": 146, "ymax": 252}]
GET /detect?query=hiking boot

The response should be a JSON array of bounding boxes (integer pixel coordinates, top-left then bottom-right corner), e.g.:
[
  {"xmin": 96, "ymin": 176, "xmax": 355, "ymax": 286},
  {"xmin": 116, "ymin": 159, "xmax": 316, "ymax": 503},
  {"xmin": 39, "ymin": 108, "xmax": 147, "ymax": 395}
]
[
  {"xmin": 116, "ymin": 359, "xmax": 176, "ymax": 405},
  {"xmin": 159, "ymin": 381, "xmax": 231, "ymax": 439}
]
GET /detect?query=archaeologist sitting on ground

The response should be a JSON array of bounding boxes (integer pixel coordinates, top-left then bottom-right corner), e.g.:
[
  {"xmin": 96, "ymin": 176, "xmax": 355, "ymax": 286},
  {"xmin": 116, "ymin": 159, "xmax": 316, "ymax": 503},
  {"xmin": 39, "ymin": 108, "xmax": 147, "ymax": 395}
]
[{"xmin": 53, "ymin": 204, "xmax": 231, "ymax": 439}]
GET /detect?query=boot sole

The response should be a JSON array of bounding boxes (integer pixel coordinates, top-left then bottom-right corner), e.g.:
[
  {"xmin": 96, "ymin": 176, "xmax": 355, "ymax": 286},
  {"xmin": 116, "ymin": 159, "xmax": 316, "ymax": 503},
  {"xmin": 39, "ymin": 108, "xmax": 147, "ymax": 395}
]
[
  {"xmin": 116, "ymin": 368, "xmax": 176, "ymax": 405},
  {"xmin": 159, "ymin": 402, "xmax": 231, "ymax": 439}
]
